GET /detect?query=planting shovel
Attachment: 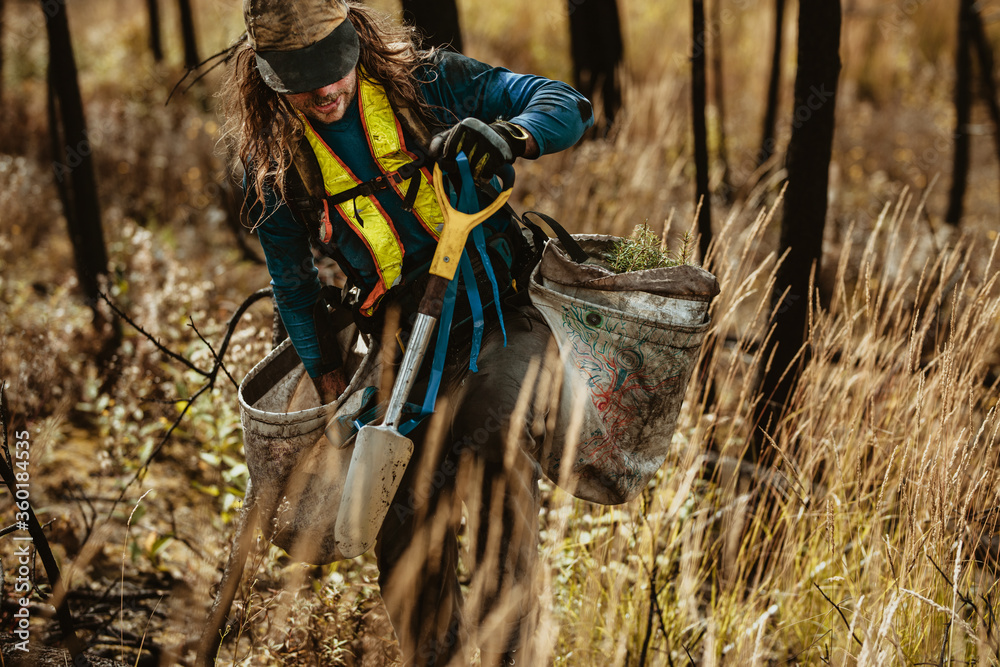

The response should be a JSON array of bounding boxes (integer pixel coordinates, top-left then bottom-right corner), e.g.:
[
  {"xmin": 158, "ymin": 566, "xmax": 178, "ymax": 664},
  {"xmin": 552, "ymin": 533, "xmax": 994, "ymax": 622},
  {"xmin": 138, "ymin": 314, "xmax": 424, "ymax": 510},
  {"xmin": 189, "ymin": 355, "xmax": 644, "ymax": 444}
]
[{"xmin": 332, "ymin": 163, "xmax": 512, "ymax": 558}]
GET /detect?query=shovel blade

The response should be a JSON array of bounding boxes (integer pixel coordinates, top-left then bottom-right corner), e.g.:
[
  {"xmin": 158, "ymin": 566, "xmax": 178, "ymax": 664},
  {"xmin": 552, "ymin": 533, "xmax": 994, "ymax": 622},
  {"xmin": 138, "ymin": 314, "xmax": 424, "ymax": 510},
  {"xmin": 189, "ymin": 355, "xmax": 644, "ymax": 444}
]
[{"xmin": 335, "ymin": 424, "xmax": 414, "ymax": 558}]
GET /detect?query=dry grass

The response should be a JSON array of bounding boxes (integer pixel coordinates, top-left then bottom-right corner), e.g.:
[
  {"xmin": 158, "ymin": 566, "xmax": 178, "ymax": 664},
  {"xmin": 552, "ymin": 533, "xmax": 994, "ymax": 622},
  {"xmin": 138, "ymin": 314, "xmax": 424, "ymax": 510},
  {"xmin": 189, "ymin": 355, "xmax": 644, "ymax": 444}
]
[
  {"xmin": 2, "ymin": 0, "xmax": 1000, "ymax": 664},
  {"xmin": 527, "ymin": 194, "xmax": 1000, "ymax": 665}
]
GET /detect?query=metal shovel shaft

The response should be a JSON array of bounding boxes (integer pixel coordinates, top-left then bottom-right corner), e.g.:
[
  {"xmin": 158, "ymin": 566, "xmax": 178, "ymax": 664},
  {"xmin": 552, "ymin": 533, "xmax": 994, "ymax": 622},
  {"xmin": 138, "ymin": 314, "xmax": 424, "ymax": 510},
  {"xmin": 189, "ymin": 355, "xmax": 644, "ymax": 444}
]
[
  {"xmin": 334, "ymin": 301, "xmax": 442, "ymax": 559},
  {"xmin": 382, "ymin": 312, "xmax": 437, "ymax": 428},
  {"xmin": 332, "ymin": 163, "xmax": 513, "ymax": 559}
]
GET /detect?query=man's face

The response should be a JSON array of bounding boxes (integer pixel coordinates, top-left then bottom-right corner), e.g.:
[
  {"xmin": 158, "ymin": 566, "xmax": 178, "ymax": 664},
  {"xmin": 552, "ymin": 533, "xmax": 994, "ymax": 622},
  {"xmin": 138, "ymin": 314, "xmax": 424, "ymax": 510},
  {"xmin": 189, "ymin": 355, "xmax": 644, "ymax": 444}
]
[{"xmin": 285, "ymin": 68, "xmax": 358, "ymax": 124}]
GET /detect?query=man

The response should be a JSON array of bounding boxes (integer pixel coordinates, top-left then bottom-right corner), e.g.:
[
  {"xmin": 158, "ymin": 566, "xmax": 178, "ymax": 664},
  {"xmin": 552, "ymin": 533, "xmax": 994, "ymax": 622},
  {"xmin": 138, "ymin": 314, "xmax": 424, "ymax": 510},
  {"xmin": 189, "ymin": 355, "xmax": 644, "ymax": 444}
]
[{"xmin": 221, "ymin": 0, "xmax": 592, "ymax": 664}]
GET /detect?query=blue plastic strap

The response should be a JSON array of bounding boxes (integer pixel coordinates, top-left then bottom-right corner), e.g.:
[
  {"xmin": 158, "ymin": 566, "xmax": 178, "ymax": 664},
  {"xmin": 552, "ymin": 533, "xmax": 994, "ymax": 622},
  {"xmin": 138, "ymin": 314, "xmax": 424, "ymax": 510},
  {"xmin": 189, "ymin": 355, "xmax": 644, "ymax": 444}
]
[
  {"xmin": 397, "ymin": 414, "xmax": 424, "ymax": 437},
  {"xmin": 458, "ymin": 253, "xmax": 484, "ymax": 372},
  {"xmin": 455, "ymin": 155, "xmax": 507, "ymax": 359},
  {"xmin": 471, "ymin": 224, "xmax": 507, "ymax": 347},
  {"xmin": 455, "ymin": 155, "xmax": 485, "ymax": 371},
  {"xmin": 420, "ymin": 263, "xmax": 460, "ymax": 419},
  {"xmin": 410, "ymin": 153, "xmax": 505, "ymax": 423}
]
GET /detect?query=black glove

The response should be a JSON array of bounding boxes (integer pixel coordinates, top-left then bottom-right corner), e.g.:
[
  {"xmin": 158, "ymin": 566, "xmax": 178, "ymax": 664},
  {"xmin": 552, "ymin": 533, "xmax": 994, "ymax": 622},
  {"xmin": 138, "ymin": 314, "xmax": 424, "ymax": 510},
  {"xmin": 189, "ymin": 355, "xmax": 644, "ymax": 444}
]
[{"xmin": 429, "ymin": 118, "xmax": 529, "ymax": 181}]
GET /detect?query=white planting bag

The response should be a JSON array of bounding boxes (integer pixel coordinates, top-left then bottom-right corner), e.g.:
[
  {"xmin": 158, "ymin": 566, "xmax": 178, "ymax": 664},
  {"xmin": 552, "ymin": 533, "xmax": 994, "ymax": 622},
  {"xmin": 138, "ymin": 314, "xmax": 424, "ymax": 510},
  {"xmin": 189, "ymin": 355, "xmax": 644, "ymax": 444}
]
[
  {"xmin": 238, "ymin": 332, "xmax": 380, "ymax": 564},
  {"xmin": 528, "ymin": 235, "xmax": 718, "ymax": 504}
]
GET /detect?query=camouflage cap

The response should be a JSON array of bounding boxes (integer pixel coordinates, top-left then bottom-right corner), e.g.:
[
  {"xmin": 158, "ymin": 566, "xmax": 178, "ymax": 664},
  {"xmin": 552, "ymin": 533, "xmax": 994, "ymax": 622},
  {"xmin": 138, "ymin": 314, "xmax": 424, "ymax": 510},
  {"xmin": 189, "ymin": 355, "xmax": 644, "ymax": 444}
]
[{"xmin": 243, "ymin": 0, "xmax": 359, "ymax": 94}]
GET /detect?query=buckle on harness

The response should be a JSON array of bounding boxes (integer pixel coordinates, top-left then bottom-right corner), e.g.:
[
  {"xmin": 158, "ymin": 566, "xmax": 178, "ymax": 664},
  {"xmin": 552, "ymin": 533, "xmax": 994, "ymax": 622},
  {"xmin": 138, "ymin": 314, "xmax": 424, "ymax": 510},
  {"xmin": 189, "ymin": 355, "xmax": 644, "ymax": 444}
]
[{"xmin": 325, "ymin": 159, "xmax": 425, "ymax": 212}]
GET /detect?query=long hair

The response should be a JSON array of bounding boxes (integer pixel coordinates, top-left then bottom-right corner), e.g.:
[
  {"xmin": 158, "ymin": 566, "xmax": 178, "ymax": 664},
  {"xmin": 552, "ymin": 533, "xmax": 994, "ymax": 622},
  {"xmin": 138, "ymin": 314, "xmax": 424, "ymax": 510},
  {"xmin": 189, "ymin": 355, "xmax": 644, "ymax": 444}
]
[{"xmin": 219, "ymin": 2, "xmax": 437, "ymax": 227}]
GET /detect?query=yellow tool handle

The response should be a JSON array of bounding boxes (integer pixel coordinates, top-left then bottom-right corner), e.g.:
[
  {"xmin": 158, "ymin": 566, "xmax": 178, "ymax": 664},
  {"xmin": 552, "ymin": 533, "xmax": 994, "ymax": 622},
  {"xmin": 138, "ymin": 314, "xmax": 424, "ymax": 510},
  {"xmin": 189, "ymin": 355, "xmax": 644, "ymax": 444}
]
[{"xmin": 429, "ymin": 163, "xmax": 512, "ymax": 281}]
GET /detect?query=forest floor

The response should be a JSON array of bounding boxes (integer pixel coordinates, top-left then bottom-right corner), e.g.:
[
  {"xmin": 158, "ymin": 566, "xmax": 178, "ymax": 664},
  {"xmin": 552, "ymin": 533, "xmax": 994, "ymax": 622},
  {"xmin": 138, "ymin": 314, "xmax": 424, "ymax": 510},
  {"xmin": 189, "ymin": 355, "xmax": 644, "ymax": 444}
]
[{"xmin": 2, "ymin": 0, "xmax": 1000, "ymax": 665}]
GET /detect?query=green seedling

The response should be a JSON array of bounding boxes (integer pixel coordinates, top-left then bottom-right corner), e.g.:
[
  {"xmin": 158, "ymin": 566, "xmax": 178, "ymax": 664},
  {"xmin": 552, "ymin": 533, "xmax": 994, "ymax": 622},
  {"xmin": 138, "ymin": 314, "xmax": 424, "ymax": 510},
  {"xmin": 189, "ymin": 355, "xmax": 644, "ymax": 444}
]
[{"xmin": 608, "ymin": 223, "xmax": 694, "ymax": 273}]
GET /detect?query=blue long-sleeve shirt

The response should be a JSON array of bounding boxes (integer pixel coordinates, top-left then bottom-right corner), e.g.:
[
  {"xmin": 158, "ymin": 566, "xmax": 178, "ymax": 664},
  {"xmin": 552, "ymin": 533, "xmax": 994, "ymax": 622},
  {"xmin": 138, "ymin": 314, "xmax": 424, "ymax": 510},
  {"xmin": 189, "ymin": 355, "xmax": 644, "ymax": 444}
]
[{"xmin": 255, "ymin": 50, "xmax": 593, "ymax": 377}]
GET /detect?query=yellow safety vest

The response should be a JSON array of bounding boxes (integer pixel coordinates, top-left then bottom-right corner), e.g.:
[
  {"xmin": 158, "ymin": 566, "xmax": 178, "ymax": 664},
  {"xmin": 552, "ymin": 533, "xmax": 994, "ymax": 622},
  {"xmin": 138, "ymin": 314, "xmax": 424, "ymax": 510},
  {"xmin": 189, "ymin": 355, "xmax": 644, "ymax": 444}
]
[{"xmin": 298, "ymin": 75, "xmax": 444, "ymax": 316}]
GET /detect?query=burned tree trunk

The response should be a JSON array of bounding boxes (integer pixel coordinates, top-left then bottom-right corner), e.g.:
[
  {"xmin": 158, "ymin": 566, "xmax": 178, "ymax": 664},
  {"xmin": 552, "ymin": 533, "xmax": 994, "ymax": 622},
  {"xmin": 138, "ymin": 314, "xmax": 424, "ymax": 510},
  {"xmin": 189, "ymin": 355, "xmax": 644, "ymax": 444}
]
[
  {"xmin": 946, "ymin": 0, "xmax": 974, "ymax": 226},
  {"xmin": 568, "ymin": 0, "xmax": 623, "ymax": 133},
  {"xmin": 178, "ymin": 0, "xmax": 200, "ymax": 68},
  {"xmin": 758, "ymin": 0, "xmax": 786, "ymax": 169},
  {"xmin": 43, "ymin": 0, "xmax": 109, "ymax": 317},
  {"xmin": 692, "ymin": 0, "xmax": 713, "ymax": 259},
  {"xmin": 753, "ymin": 0, "xmax": 841, "ymax": 457},
  {"xmin": 401, "ymin": 0, "xmax": 463, "ymax": 52},
  {"xmin": 0, "ymin": 0, "xmax": 6, "ymax": 101},
  {"xmin": 710, "ymin": 0, "xmax": 731, "ymax": 196},
  {"xmin": 147, "ymin": 0, "xmax": 163, "ymax": 62},
  {"xmin": 970, "ymin": 2, "xmax": 1000, "ymax": 210}
]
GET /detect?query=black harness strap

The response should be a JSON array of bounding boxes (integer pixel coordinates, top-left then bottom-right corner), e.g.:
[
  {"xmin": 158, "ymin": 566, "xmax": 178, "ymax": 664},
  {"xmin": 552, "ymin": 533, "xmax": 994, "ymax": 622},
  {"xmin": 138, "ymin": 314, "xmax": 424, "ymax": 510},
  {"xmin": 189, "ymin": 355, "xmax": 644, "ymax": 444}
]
[
  {"xmin": 323, "ymin": 158, "xmax": 427, "ymax": 209},
  {"xmin": 311, "ymin": 284, "xmax": 357, "ymax": 375},
  {"xmin": 400, "ymin": 169, "xmax": 422, "ymax": 212},
  {"xmin": 283, "ymin": 159, "xmax": 368, "ymax": 292},
  {"xmin": 289, "ymin": 135, "xmax": 328, "ymax": 202},
  {"xmin": 326, "ymin": 173, "xmax": 390, "ymax": 206},
  {"xmin": 522, "ymin": 210, "xmax": 590, "ymax": 264}
]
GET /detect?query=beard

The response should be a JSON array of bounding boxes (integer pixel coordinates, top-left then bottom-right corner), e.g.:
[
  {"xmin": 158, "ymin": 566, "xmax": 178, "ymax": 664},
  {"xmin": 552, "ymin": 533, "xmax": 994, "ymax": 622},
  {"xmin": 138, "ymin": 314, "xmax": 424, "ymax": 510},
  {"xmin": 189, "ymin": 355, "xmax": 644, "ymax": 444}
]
[
  {"xmin": 312, "ymin": 92, "xmax": 344, "ymax": 110},
  {"xmin": 285, "ymin": 70, "xmax": 358, "ymax": 124}
]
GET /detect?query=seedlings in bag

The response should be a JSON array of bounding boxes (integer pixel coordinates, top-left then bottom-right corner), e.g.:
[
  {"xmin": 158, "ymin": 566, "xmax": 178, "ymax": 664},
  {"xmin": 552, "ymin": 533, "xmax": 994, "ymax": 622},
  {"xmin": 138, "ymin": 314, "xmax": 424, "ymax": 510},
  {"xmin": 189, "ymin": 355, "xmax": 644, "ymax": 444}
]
[{"xmin": 608, "ymin": 224, "xmax": 694, "ymax": 273}]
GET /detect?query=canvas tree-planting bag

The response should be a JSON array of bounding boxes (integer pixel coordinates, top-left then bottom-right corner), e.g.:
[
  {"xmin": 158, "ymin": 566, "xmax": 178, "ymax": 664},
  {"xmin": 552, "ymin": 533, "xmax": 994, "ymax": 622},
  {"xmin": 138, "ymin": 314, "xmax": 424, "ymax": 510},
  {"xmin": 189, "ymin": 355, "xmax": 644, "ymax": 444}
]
[
  {"xmin": 237, "ymin": 232, "xmax": 719, "ymax": 560},
  {"xmin": 527, "ymin": 235, "xmax": 719, "ymax": 505},
  {"xmin": 238, "ymin": 329, "xmax": 381, "ymax": 564}
]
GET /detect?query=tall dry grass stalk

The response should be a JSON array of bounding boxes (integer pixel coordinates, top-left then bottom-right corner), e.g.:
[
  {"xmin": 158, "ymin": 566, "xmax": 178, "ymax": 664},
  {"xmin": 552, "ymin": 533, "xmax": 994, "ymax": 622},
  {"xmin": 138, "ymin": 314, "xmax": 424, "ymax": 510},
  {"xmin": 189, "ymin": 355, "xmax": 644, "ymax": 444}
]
[
  {"xmin": 518, "ymin": 191, "xmax": 1000, "ymax": 665},
  {"xmin": 207, "ymin": 44, "xmax": 1000, "ymax": 664}
]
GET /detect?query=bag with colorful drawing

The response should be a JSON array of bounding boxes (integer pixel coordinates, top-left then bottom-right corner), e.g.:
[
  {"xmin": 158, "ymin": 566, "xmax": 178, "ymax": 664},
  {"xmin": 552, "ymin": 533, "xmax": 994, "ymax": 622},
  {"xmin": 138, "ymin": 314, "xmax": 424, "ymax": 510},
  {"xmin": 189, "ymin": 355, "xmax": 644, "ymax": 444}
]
[{"xmin": 527, "ymin": 234, "xmax": 719, "ymax": 504}]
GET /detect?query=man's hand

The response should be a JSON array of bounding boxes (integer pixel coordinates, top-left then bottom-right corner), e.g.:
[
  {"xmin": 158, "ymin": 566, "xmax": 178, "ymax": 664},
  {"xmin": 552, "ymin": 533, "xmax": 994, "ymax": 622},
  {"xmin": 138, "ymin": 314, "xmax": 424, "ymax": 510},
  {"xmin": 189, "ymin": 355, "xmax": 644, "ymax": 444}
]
[
  {"xmin": 429, "ymin": 118, "xmax": 533, "ymax": 181},
  {"xmin": 314, "ymin": 368, "xmax": 349, "ymax": 404}
]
